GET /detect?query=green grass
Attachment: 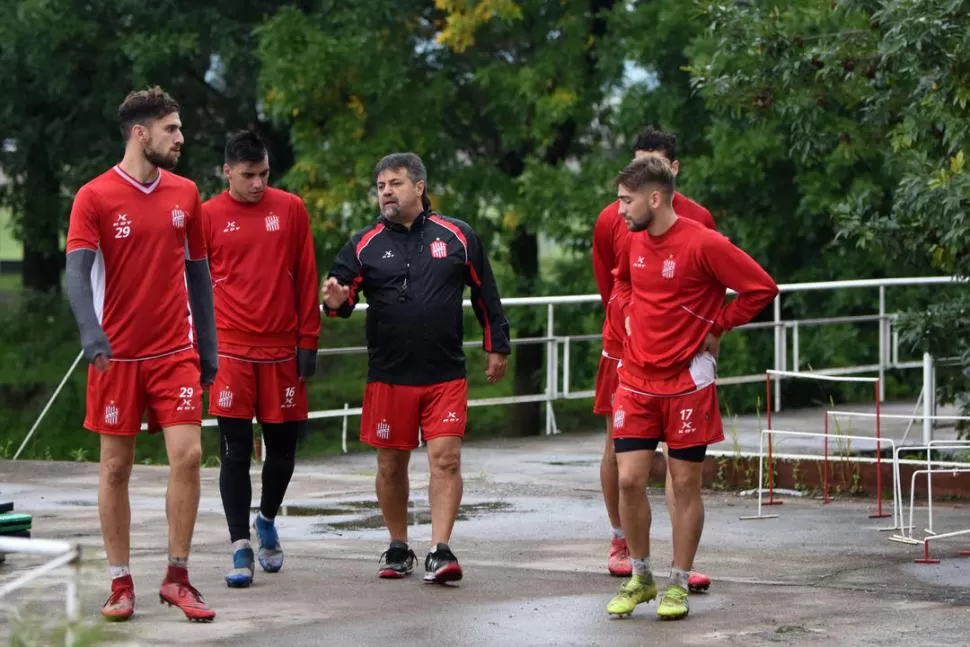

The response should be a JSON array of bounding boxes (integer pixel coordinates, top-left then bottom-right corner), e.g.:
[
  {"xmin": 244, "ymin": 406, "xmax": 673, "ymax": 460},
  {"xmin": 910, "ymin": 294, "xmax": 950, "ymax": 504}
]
[
  {"xmin": 0, "ymin": 272, "xmax": 20, "ymax": 291},
  {"xmin": 0, "ymin": 206, "xmax": 21, "ymax": 261}
]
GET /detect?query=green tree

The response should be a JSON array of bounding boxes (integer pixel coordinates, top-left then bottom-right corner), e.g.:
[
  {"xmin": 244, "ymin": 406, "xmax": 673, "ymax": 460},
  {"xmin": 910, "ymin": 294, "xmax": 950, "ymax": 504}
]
[
  {"xmin": 686, "ymin": 0, "xmax": 965, "ymax": 397},
  {"xmin": 0, "ymin": 0, "xmax": 293, "ymax": 293},
  {"xmin": 258, "ymin": 0, "xmax": 626, "ymax": 433}
]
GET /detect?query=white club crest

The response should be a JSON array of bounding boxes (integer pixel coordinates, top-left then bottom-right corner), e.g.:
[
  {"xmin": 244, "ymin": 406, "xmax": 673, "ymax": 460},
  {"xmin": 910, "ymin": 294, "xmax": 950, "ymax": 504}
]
[
  {"xmin": 613, "ymin": 406, "xmax": 625, "ymax": 429},
  {"xmin": 430, "ymin": 239, "xmax": 448, "ymax": 259},
  {"xmin": 662, "ymin": 256, "xmax": 676, "ymax": 279},
  {"xmin": 265, "ymin": 213, "xmax": 280, "ymax": 232},
  {"xmin": 171, "ymin": 205, "xmax": 186, "ymax": 230},
  {"xmin": 376, "ymin": 418, "xmax": 391, "ymax": 440},
  {"xmin": 218, "ymin": 387, "xmax": 233, "ymax": 410},
  {"xmin": 104, "ymin": 401, "xmax": 119, "ymax": 426}
]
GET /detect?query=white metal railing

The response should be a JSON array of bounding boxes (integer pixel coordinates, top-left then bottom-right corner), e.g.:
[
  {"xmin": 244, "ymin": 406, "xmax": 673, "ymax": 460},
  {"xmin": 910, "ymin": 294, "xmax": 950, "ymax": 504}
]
[
  {"xmin": 305, "ymin": 275, "xmax": 963, "ymax": 444},
  {"xmin": 0, "ymin": 537, "xmax": 83, "ymax": 646},
  {"xmin": 11, "ymin": 275, "xmax": 965, "ymax": 456}
]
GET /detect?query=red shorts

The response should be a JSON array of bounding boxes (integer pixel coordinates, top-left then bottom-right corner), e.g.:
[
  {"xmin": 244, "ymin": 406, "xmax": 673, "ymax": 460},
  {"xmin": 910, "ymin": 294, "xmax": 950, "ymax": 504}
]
[
  {"xmin": 593, "ymin": 352, "xmax": 621, "ymax": 416},
  {"xmin": 361, "ymin": 379, "xmax": 467, "ymax": 450},
  {"xmin": 208, "ymin": 355, "xmax": 307, "ymax": 423},
  {"xmin": 84, "ymin": 348, "xmax": 202, "ymax": 436},
  {"xmin": 611, "ymin": 383, "xmax": 724, "ymax": 450}
]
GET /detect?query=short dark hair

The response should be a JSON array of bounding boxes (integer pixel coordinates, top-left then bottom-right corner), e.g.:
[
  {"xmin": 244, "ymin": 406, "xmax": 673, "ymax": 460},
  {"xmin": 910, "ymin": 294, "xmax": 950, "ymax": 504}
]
[
  {"xmin": 614, "ymin": 155, "xmax": 676, "ymax": 198},
  {"xmin": 225, "ymin": 130, "xmax": 268, "ymax": 165},
  {"xmin": 374, "ymin": 152, "xmax": 430, "ymax": 210},
  {"xmin": 118, "ymin": 86, "xmax": 179, "ymax": 139},
  {"xmin": 632, "ymin": 125, "xmax": 677, "ymax": 161}
]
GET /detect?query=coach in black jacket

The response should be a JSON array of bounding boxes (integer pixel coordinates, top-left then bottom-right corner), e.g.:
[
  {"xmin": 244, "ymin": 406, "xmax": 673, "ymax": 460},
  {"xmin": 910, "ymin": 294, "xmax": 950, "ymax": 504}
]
[{"xmin": 322, "ymin": 152, "xmax": 511, "ymax": 585}]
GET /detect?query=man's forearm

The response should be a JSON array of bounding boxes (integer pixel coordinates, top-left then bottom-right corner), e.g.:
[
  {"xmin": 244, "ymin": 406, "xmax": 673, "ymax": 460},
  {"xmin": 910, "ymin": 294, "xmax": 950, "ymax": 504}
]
[
  {"xmin": 185, "ymin": 259, "xmax": 217, "ymax": 381},
  {"xmin": 65, "ymin": 249, "xmax": 111, "ymax": 361}
]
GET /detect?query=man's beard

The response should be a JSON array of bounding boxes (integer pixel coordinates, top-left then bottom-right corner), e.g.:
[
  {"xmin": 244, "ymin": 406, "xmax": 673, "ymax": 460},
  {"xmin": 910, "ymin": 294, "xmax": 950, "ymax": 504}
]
[
  {"xmin": 381, "ymin": 202, "xmax": 401, "ymax": 220},
  {"xmin": 145, "ymin": 146, "xmax": 179, "ymax": 171},
  {"xmin": 627, "ymin": 209, "xmax": 652, "ymax": 232}
]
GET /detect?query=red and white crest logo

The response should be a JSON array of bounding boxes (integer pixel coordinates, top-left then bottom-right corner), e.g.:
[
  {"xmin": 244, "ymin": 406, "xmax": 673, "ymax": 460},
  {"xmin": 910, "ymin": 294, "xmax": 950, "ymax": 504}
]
[
  {"xmin": 171, "ymin": 205, "xmax": 186, "ymax": 230},
  {"xmin": 430, "ymin": 239, "xmax": 448, "ymax": 259},
  {"xmin": 662, "ymin": 255, "xmax": 676, "ymax": 279},
  {"xmin": 265, "ymin": 213, "xmax": 280, "ymax": 232}
]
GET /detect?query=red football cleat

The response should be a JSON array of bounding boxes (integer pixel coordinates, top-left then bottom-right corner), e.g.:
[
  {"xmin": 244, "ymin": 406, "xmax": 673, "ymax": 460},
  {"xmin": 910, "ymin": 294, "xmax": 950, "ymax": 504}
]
[
  {"xmin": 101, "ymin": 575, "xmax": 135, "ymax": 622},
  {"xmin": 159, "ymin": 568, "xmax": 216, "ymax": 622},
  {"xmin": 608, "ymin": 537, "xmax": 632, "ymax": 577},
  {"xmin": 688, "ymin": 570, "xmax": 711, "ymax": 593}
]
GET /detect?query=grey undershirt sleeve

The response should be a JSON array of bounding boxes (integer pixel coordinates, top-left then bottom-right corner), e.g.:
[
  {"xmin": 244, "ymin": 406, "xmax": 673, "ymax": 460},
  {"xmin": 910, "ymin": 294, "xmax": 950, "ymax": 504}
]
[
  {"xmin": 65, "ymin": 249, "xmax": 111, "ymax": 362},
  {"xmin": 185, "ymin": 258, "xmax": 218, "ymax": 384}
]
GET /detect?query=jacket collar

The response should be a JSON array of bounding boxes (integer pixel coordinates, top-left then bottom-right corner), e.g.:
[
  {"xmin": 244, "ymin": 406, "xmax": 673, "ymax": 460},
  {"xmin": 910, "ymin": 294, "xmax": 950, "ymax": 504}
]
[{"xmin": 380, "ymin": 209, "xmax": 431, "ymax": 233}]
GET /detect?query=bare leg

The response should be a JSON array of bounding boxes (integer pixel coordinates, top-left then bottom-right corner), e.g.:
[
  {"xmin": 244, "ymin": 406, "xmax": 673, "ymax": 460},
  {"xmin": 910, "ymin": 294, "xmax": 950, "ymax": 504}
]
[
  {"xmin": 600, "ymin": 416, "xmax": 621, "ymax": 528},
  {"xmin": 616, "ymin": 449, "xmax": 655, "ymax": 559},
  {"xmin": 377, "ymin": 448, "xmax": 411, "ymax": 543},
  {"xmin": 426, "ymin": 436, "xmax": 463, "ymax": 545},
  {"xmin": 664, "ymin": 455, "xmax": 675, "ymax": 560},
  {"xmin": 99, "ymin": 435, "xmax": 136, "ymax": 567},
  {"xmin": 162, "ymin": 424, "xmax": 203, "ymax": 559},
  {"xmin": 666, "ymin": 456, "xmax": 705, "ymax": 571}
]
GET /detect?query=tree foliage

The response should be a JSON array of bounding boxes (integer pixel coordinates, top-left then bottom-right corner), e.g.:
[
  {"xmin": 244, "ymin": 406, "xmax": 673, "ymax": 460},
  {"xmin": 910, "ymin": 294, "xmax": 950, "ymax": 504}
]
[
  {"xmin": 2, "ymin": 0, "xmax": 961, "ymax": 444},
  {"xmin": 688, "ymin": 0, "xmax": 969, "ymax": 389},
  {"xmin": 257, "ymin": 0, "xmax": 627, "ymax": 432},
  {"xmin": 0, "ymin": 0, "xmax": 293, "ymax": 292}
]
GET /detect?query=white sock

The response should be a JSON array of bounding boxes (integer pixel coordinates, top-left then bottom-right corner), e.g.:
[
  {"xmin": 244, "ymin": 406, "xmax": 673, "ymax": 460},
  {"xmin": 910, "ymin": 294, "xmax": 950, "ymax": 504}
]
[
  {"xmin": 232, "ymin": 539, "xmax": 252, "ymax": 552},
  {"xmin": 670, "ymin": 567, "xmax": 690, "ymax": 589},
  {"xmin": 631, "ymin": 557, "xmax": 651, "ymax": 579},
  {"xmin": 611, "ymin": 527, "xmax": 625, "ymax": 540},
  {"xmin": 259, "ymin": 511, "xmax": 273, "ymax": 522},
  {"xmin": 109, "ymin": 564, "xmax": 130, "ymax": 580}
]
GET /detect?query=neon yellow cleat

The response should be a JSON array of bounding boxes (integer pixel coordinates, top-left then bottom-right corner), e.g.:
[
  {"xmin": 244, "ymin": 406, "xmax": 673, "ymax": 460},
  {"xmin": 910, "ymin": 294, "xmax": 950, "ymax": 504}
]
[
  {"xmin": 607, "ymin": 575, "xmax": 658, "ymax": 617},
  {"xmin": 656, "ymin": 584, "xmax": 689, "ymax": 620}
]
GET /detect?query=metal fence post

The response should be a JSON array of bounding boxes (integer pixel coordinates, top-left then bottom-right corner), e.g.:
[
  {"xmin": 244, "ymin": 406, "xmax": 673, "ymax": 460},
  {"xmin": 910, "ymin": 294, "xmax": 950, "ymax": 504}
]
[
  {"xmin": 879, "ymin": 285, "xmax": 886, "ymax": 401},
  {"xmin": 545, "ymin": 303, "xmax": 557, "ymax": 436},
  {"xmin": 774, "ymin": 296, "xmax": 783, "ymax": 413}
]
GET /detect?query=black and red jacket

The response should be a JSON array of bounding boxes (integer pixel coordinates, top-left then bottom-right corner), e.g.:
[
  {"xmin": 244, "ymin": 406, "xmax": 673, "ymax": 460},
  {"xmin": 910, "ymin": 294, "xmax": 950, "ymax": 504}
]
[{"xmin": 325, "ymin": 210, "xmax": 511, "ymax": 386}]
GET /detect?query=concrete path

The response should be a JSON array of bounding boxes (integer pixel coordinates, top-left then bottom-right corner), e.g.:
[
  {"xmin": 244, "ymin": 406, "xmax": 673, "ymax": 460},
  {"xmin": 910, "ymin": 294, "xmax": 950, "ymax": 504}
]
[{"xmin": 1, "ymin": 400, "xmax": 969, "ymax": 646}]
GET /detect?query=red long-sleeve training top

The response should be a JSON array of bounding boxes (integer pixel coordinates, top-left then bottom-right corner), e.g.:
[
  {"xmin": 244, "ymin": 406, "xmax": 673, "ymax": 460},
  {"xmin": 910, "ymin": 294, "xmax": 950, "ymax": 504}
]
[
  {"xmin": 202, "ymin": 187, "xmax": 320, "ymax": 360},
  {"xmin": 592, "ymin": 192, "xmax": 716, "ymax": 358},
  {"xmin": 614, "ymin": 216, "xmax": 778, "ymax": 395}
]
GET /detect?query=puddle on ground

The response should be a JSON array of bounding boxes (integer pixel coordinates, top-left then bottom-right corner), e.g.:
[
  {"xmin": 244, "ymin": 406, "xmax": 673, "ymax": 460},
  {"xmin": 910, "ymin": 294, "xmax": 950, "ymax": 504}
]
[
  {"xmin": 254, "ymin": 501, "xmax": 513, "ymax": 532},
  {"xmin": 262, "ymin": 500, "xmax": 380, "ymax": 517}
]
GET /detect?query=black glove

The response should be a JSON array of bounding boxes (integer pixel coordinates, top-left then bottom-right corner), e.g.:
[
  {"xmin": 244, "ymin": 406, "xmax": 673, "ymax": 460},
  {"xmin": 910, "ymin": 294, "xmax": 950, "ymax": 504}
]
[
  {"xmin": 297, "ymin": 348, "xmax": 317, "ymax": 380},
  {"xmin": 200, "ymin": 354, "xmax": 218, "ymax": 386}
]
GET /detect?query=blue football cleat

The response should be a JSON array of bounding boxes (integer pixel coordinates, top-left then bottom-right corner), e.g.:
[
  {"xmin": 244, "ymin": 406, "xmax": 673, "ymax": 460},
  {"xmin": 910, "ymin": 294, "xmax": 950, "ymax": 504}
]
[
  {"xmin": 253, "ymin": 515, "xmax": 284, "ymax": 573},
  {"xmin": 225, "ymin": 546, "xmax": 255, "ymax": 588}
]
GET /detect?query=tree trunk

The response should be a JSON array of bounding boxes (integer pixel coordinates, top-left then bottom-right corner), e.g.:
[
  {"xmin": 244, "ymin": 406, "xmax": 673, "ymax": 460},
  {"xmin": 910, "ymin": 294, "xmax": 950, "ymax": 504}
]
[
  {"xmin": 20, "ymin": 146, "xmax": 64, "ymax": 294},
  {"xmin": 508, "ymin": 226, "xmax": 543, "ymax": 435}
]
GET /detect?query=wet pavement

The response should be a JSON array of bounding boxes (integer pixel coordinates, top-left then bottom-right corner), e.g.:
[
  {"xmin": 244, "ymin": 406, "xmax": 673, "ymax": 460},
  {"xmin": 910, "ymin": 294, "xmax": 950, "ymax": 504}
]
[{"xmin": 1, "ymin": 401, "xmax": 970, "ymax": 646}]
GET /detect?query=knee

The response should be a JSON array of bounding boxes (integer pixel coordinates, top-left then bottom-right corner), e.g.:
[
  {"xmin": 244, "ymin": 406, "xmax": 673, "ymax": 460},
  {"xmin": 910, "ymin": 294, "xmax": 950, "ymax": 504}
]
[
  {"xmin": 377, "ymin": 451, "xmax": 409, "ymax": 482},
  {"xmin": 222, "ymin": 443, "xmax": 252, "ymax": 466},
  {"xmin": 169, "ymin": 441, "xmax": 202, "ymax": 473},
  {"xmin": 101, "ymin": 460, "xmax": 132, "ymax": 488},
  {"xmin": 617, "ymin": 468, "xmax": 646, "ymax": 493},
  {"xmin": 668, "ymin": 471, "xmax": 701, "ymax": 499},
  {"xmin": 430, "ymin": 448, "xmax": 461, "ymax": 476}
]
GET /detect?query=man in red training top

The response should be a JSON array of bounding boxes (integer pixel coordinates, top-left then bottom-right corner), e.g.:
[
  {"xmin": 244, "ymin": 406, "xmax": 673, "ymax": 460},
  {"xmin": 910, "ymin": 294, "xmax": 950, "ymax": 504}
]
[
  {"xmin": 605, "ymin": 155, "xmax": 777, "ymax": 620},
  {"xmin": 591, "ymin": 126, "xmax": 715, "ymax": 591},
  {"xmin": 65, "ymin": 87, "xmax": 218, "ymax": 623},
  {"xmin": 202, "ymin": 130, "xmax": 321, "ymax": 588}
]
